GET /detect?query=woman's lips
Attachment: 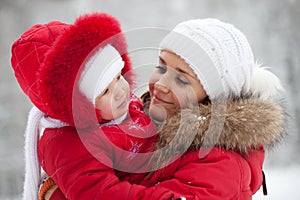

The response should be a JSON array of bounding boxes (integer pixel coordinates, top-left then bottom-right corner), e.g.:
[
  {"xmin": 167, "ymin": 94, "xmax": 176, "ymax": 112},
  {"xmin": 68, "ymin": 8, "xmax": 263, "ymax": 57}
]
[{"xmin": 152, "ymin": 95, "xmax": 172, "ymax": 105}]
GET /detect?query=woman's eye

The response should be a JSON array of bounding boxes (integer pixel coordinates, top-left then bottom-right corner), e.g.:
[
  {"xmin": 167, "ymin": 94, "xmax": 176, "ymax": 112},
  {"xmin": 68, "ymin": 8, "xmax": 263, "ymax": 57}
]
[
  {"xmin": 176, "ymin": 76, "xmax": 189, "ymax": 85},
  {"xmin": 155, "ymin": 65, "xmax": 167, "ymax": 74}
]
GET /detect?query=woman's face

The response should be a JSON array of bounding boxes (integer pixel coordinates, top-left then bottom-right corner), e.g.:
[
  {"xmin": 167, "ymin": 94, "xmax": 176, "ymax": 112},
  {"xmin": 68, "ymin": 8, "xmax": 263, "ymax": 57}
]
[{"xmin": 148, "ymin": 50, "xmax": 207, "ymax": 121}]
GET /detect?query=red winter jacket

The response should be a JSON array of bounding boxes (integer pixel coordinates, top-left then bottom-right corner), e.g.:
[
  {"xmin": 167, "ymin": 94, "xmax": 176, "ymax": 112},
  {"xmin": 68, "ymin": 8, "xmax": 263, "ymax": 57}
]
[
  {"xmin": 38, "ymin": 97, "xmax": 163, "ymax": 199},
  {"xmin": 38, "ymin": 96, "xmax": 285, "ymax": 200}
]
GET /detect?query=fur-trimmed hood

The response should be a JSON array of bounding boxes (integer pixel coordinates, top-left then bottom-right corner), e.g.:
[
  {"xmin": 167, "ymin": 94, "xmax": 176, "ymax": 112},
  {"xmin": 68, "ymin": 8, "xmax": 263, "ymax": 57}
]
[
  {"xmin": 142, "ymin": 92, "xmax": 286, "ymax": 155},
  {"xmin": 38, "ymin": 13, "xmax": 133, "ymax": 128},
  {"xmin": 12, "ymin": 13, "xmax": 133, "ymax": 128}
]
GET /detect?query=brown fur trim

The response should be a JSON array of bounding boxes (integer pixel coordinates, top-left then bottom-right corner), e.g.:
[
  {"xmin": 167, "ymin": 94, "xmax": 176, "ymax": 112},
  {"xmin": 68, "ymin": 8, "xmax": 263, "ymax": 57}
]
[{"xmin": 142, "ymin": 91, "xmax": 286, "ymax": 162}]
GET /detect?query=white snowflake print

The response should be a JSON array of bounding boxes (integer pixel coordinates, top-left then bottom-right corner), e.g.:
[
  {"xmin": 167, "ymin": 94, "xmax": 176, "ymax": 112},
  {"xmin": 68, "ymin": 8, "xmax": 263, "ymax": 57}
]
[
  {"xmin": 126, "ymin": 118, "xmax": 144, "ymax": 132},
  {"xmin": 127, "ymin": 140, "xmax": 143, "ymax": 159}
]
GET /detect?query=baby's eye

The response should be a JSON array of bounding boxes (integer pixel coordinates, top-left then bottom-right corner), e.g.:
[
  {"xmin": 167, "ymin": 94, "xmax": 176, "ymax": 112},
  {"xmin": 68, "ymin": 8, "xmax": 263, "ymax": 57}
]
[
  {"xmin": 102, "ymin": 88, "xmax": 109, "ymax": 95},
  {"xmin": 117, "ymin": 75, "xmax": 121, "ymax": 80},
  {"xmin": 176, "ymin": 75, "xmax": 189, "ymax": 85},
  {"xmin": 155, "ymin": 65, "xmax": 167, "ymax": 74}
]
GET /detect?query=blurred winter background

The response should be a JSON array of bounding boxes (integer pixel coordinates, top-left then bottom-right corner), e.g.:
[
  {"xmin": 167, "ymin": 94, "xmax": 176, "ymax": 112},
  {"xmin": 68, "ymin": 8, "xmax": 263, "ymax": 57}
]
[{"xmin": 1, "ymin": 0, "xmax": 299, "ymax": 199}]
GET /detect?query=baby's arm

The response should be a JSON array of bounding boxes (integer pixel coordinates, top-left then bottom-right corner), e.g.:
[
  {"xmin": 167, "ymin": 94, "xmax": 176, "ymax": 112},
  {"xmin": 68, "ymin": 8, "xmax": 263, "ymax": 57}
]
[{"xmin": 38, "ymin": 127, "xmax": 177, "ymax": 200}]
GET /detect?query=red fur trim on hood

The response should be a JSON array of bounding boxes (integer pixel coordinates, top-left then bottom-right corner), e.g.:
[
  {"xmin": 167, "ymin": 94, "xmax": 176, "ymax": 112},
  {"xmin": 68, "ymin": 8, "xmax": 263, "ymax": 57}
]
[{"xmin": 38, "ymin": 13, "xmax": 133, "ymax": 127}]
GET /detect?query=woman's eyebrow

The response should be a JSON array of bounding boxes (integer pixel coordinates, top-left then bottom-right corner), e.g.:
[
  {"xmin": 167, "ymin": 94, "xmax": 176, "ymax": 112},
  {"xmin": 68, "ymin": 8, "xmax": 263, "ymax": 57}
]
[
  {"xmin": 159, "ymin": 56, "xmax": 197, "ymax": 79},
  {"xmin": 176, "ymin": 68, "xmax": 197, "ymax": 79},
  {"xmin": 159, "ymin": 56, "xmax": 166, "ymax": 65}
]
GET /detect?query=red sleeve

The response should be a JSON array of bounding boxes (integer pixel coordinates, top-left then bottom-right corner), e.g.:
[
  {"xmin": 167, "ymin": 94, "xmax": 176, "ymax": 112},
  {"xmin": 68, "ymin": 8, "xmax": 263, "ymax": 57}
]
[
  {"xmin": 38, "ymin": 127, "xmax": 177, "ymax": 200},
  {"xmin": 146, "ymin": 148, "xmax": 262, "ymax": 200}
]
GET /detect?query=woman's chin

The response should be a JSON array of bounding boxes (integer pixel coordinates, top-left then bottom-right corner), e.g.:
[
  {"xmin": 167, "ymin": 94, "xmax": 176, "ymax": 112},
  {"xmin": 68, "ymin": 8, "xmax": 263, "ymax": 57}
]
[{"xmin": 149, "ymin": 104, "xmax": 168, "ymax": 122}]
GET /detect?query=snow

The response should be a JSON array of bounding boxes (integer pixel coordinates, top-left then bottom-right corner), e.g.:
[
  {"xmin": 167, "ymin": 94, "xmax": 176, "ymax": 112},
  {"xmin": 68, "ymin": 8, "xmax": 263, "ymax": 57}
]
[
  {"xmin": 253, "ymin": 165, "xmax": 300, "ymax": 200},
  {"xmin": 1, "ymin": 0, "xmax": 300, "ymax": 198}
]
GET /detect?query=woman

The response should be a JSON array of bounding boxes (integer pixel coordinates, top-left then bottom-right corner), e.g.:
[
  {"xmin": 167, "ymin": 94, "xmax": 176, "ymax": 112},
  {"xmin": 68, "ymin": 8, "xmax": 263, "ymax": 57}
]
[
  {"xmin": 38, "ymin": 18, "xmax": 286, "ymax": 199},
  {"xmin": 136, "ymin": 19, "xmax": 286, "ymax": 199}
]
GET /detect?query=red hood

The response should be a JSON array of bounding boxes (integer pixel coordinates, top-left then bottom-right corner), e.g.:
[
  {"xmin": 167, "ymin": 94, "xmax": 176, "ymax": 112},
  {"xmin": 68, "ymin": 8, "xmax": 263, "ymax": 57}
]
[
  {"xmin": 11, "ymin": 21, "xmax": 71, "ymax": 114},
  {"xmin": 12, "ymin": 13, "xmax": 134, "ymax": 128}
]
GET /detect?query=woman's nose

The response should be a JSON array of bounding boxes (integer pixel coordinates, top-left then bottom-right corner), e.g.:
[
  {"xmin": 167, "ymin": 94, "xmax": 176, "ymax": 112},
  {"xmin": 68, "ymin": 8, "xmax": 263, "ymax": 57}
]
[{"xmin": 154, "ymin": 75, "xmax": 171, "ymax": 94}]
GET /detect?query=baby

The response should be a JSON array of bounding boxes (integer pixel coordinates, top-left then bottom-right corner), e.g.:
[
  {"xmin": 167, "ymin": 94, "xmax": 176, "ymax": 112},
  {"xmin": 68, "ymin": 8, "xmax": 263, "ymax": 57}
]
[{"xmin": 11, "ymin": 13, "xmax": 156, "ymax": 200}]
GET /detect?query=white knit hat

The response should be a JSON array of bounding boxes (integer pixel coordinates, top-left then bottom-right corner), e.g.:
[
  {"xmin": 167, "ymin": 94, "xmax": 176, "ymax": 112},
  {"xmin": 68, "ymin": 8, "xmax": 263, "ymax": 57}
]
[
  {"xmin": 79, "ymin": 44, "xmax": 125, "ymax": 104},
  {"xmin": 160, "ymin": 18, "xmax": 257, "ymax": 99}
]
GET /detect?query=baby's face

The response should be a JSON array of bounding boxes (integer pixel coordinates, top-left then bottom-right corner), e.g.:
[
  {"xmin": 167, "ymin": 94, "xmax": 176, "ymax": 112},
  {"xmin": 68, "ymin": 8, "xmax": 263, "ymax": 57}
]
[{"xmin": 95, "ymin": 72, "xmax": 130, "ymax": 121}]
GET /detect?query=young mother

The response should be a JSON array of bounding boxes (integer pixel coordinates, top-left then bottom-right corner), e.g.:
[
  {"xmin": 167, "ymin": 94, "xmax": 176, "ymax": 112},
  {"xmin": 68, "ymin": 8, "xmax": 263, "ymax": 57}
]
[{"xmin": 24, "ymin": 17, "xmax": 286, "ymax": 199}]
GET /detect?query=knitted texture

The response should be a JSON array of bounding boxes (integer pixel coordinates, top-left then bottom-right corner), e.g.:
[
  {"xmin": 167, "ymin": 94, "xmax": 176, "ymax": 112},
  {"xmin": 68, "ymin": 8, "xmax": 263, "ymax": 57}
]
[{"xmin": 160, "ymin": 18, "xmax": 254, "ymax": 99}]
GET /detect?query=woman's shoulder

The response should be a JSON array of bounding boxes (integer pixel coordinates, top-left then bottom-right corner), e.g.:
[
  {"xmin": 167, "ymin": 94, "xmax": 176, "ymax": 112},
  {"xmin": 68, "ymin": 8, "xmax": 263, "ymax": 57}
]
[
  {"xmin": 180, "ymin": 147, "xmax": 244, "ymax": 163},
  {"xmin": 175, "ymin": 147, "xmax": 264, "ymax": 179},
  {"xmin": 175, "ymin": 147, "xmax": 264, "ymax": 193}
]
